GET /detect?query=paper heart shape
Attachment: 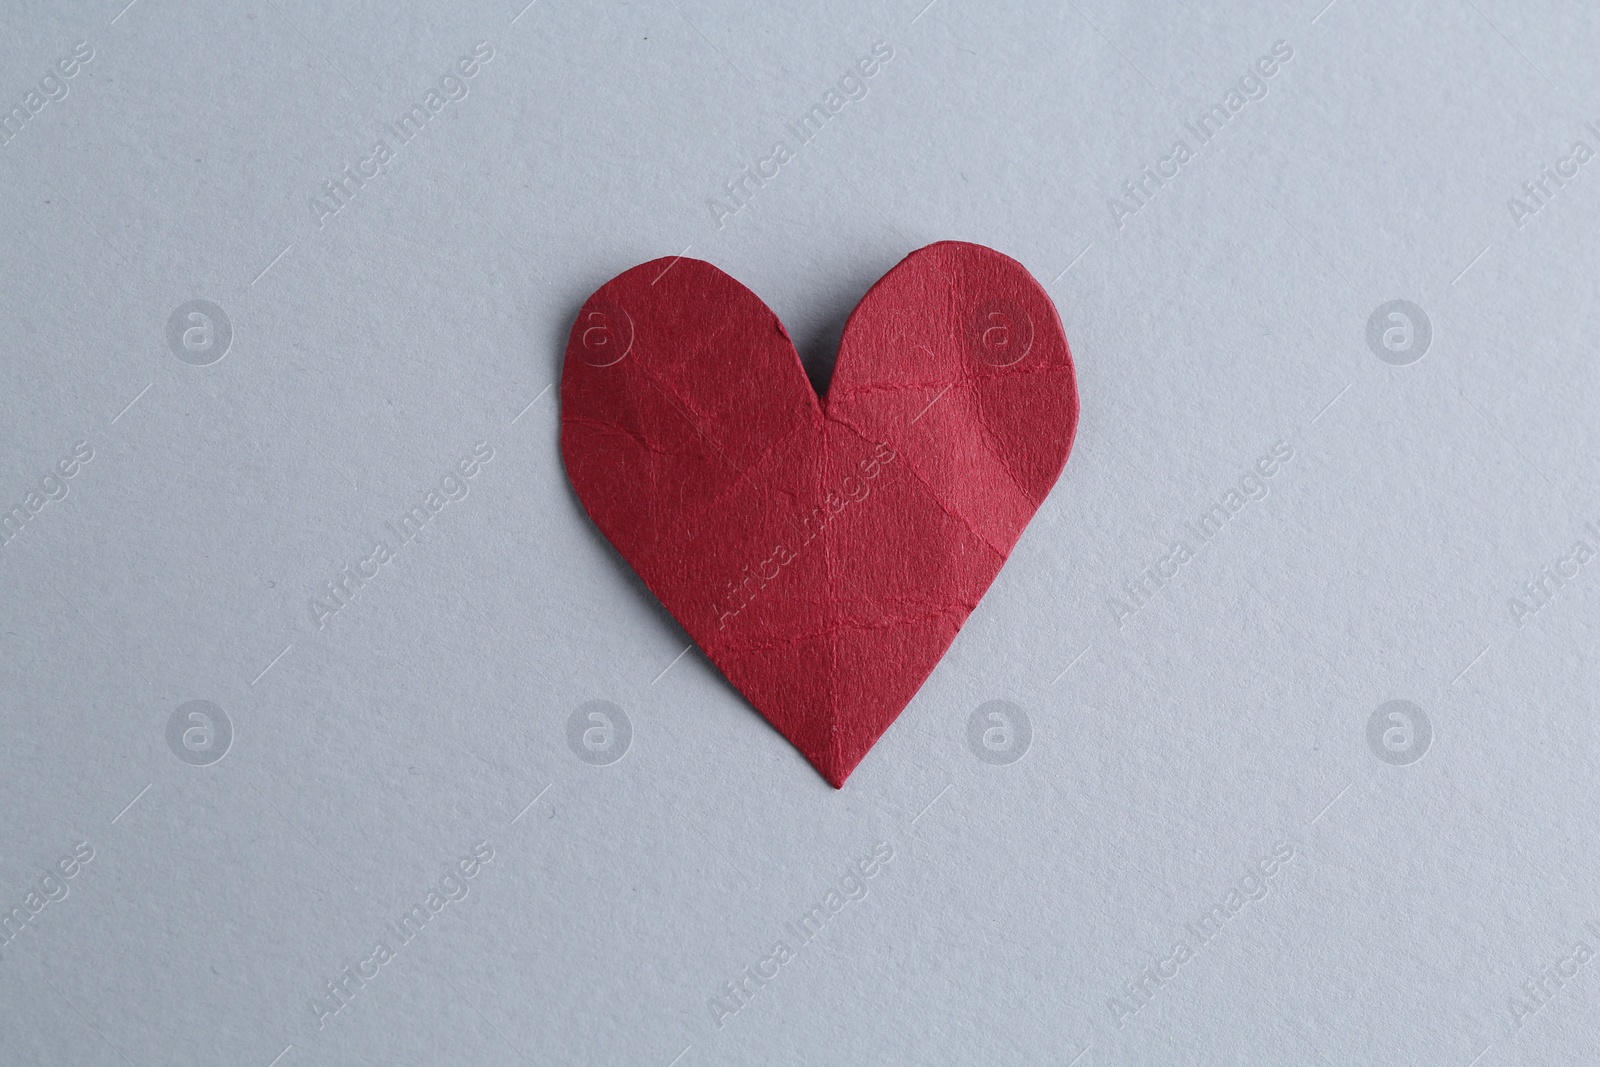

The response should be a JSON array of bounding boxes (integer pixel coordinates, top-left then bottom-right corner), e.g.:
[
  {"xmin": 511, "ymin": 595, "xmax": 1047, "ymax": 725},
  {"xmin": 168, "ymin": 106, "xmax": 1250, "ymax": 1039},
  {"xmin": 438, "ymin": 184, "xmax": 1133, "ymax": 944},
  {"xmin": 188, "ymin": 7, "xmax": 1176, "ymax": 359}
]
[{"xmin": 560, "ymin": 241, "xmax": 1078, "ymax": 787}]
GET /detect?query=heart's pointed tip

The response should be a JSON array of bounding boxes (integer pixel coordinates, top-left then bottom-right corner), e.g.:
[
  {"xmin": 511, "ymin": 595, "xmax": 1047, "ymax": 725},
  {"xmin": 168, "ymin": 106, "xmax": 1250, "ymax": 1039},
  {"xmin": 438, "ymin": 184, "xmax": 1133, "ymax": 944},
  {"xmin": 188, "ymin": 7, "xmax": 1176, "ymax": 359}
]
[
  {"xmin": 800, "ymin": 748, "xmax": 855, "ymax": 789},
  {"xmin": 816, "ymin": 755, "xmax": 859, "ymax": 790}
]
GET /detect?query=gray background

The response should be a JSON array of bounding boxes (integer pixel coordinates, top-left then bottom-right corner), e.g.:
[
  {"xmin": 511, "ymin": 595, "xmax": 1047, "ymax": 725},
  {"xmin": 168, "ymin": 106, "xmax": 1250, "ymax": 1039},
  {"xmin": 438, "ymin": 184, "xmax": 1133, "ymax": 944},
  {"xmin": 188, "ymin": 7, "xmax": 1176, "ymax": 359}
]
[{"xmin": 2, "ymin": 0, "xmax": 1598, "ymax": 1063}]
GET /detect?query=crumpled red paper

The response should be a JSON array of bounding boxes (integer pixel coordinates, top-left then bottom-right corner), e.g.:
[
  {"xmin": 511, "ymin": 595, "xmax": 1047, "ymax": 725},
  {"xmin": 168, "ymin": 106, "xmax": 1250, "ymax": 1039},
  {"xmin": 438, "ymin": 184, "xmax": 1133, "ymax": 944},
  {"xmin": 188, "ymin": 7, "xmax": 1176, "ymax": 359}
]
[{"xmin": 560, "ymin": 241, "xmax": 1078, "ymax": 787}]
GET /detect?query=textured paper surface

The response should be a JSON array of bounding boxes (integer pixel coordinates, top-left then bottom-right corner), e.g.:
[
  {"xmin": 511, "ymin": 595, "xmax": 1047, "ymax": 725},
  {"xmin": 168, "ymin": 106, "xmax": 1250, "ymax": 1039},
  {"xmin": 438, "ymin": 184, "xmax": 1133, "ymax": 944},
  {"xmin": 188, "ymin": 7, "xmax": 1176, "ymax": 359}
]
[
  {"xmin": 2, "ymin": 1, "xmax": 1598, "ymax": 1065},
  {"xmin": 561, "ymin": 243, "xmax": 1076, "ymax": 786}
]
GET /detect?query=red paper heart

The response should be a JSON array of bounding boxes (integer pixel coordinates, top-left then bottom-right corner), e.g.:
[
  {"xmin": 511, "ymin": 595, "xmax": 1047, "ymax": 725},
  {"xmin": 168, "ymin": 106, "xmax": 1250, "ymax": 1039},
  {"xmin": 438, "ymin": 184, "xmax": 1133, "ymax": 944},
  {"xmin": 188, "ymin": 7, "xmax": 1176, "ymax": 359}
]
[{"xmin": 560, "ymin": 241, "xmax": 1078, "ymax": 787}]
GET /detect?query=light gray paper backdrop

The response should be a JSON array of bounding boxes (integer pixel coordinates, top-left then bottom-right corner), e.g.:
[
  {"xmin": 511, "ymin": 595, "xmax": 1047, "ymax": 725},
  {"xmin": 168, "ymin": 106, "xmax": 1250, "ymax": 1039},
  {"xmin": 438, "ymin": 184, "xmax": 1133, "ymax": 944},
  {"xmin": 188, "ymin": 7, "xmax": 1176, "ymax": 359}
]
[{"xmin": 2, "ymin": 0, "xmax": 1598, "ymax": 1064}]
